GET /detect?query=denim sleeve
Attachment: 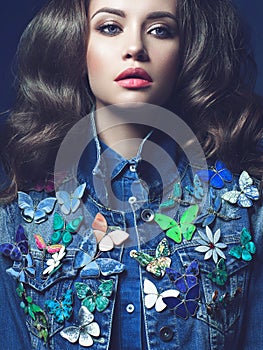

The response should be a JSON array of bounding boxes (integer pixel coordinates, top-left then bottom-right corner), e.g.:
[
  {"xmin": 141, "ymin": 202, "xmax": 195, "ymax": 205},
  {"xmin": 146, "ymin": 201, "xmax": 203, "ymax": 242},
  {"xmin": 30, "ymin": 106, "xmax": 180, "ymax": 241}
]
[
  {"xmin": 0, "ymin": 205, "xmax": 32, "ymax": 350},
  {"xmin": 238, "ymin": 201, "xmax": 263, "ymax": 349}
]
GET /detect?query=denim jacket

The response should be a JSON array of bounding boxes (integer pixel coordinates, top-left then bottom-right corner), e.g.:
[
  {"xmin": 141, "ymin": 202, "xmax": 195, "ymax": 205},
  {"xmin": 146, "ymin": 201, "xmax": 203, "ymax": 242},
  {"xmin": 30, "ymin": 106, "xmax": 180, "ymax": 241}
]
[{"xmin": 0, "ymin": 114, "xmax": 262, "ymax": 350}]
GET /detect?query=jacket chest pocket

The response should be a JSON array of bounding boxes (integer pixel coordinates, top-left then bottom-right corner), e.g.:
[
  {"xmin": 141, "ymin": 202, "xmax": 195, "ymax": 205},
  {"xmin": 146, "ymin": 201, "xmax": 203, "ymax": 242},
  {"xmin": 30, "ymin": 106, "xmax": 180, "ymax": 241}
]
[
  {"xmin": 175, "ymin": 236, "xmax": 249, "ymax": 334},
  {"xmin": 25, "ymin": 249, "xmax": 77, "ymax": 292},
  {"xmin": 15, "ymin": 249, "xmax": 78, "ymax": 344}
]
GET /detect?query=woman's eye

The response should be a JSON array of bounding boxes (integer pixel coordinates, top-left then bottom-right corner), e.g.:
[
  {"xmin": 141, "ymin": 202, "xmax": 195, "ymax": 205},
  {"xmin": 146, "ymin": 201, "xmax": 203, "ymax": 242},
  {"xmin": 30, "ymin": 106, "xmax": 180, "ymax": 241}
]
[
  {"xmin": 97, "ymin": 24, "xmax": 122, "ymax": 36},
  {"xmin": 149, "ymin": 26, "xmax": 174, "ymax": 39}
]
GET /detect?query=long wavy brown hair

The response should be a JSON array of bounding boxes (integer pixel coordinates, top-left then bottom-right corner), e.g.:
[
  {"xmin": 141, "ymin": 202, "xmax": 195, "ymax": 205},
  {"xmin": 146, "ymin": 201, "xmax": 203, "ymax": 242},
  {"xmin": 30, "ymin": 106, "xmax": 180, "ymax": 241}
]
[{"xmin": 1, "ymin": 0, "xmax": 263, "ymax": 203}]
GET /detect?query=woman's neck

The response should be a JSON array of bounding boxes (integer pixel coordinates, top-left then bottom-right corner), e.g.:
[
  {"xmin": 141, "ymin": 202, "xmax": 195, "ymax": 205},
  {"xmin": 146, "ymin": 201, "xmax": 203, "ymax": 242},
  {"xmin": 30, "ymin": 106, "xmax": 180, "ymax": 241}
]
[{"xmin": 94, "ymin": 106, "xmax": 151, "ymax": 159}]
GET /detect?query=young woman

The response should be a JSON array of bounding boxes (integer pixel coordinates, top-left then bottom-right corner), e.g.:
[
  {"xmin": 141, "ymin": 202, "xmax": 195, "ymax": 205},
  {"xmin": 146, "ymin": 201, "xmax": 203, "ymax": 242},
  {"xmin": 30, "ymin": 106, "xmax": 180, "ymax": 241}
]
[{"xmin": 0, "ymin": 0, "xmax": 262, "ymax": 349}]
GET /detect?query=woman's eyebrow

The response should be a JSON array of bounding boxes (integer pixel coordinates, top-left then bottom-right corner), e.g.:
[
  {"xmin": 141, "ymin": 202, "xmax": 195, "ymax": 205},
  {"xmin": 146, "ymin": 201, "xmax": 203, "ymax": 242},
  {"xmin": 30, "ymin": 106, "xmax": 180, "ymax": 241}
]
[
  {"xmin": 90, "ymin": 7, "xmax": 125, "ymax": 20},
  {"xmin": 90, "ymin": 8, "xmax": 177, "ymax": 23},
  {"xmin": 146, "ymin": 11, "xmax": 178, "ymax": 23}
]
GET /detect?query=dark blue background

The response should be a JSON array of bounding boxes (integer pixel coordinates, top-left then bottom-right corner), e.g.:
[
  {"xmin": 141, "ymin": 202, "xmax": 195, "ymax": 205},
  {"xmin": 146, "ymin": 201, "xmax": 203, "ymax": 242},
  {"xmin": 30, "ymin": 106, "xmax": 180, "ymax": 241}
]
[{"xmin": 0, "ymin": 1, "xmax": 262, "ymax": 113}]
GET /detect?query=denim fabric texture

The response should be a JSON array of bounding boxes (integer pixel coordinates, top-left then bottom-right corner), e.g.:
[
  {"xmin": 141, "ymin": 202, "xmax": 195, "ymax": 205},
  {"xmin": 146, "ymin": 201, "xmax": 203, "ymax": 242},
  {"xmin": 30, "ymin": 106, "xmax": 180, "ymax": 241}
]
[{"xmin": 0, "ymin": 114, "xmax": 262, "ymax": 350}]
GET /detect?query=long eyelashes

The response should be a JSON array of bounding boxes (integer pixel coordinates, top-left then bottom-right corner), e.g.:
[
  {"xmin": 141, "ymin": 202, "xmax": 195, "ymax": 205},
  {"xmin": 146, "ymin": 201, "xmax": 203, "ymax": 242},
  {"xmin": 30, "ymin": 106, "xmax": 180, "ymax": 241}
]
[
  {"xmin": 97, "ymin": 23, "xmax": 122, "ymax": 36},
  {"xmin": 148, "ymin": 25, "xmax": 176, "ymax": 39},
  {"xmin": 96, "ymin": 23, "xmax": 177, "ymax": 39}
]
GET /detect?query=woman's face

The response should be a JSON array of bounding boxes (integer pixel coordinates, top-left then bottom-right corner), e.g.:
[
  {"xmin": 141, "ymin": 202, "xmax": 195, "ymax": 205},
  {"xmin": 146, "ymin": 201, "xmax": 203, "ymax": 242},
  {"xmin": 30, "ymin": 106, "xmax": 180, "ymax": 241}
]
[{"xmin": 87, "ymin": 0, "xmax": 180, "ymax": 109}]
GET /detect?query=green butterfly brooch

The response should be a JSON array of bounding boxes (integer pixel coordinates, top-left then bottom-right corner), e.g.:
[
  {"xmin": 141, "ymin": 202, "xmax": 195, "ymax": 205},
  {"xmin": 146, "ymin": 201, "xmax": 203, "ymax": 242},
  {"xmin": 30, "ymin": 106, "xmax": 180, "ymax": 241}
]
[
  {"xmin": 160, "ymin": 183, "xmax": 190, "ymax": 209},
  {"xmin": 207, "ymin": 258, "xmax": 228, "ymax": 286},
  {"xmin": 154, "ymin": 204, "xmax": 199, "ymax": 243},
  {"xmin": 51, "ymin": 212, "xmax": 83, "ymax": 246},
  {"xmin": 130, "ymin": 238, "xmax": 171, "ymax": 278},
  {"xmin": 229, "ymin": 228, "xmax": 256, "ymax": 262},
  {"xmin": 75, "ymin": 280, "xmax": 114, "ymax": 313}
]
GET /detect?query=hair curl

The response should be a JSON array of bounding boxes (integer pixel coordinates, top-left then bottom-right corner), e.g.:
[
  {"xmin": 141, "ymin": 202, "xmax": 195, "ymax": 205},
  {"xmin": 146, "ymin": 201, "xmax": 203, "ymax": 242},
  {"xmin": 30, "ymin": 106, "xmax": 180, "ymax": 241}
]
[{"xmin": 1, "ymin": 0, "xmax": 263, "ymax": 202}]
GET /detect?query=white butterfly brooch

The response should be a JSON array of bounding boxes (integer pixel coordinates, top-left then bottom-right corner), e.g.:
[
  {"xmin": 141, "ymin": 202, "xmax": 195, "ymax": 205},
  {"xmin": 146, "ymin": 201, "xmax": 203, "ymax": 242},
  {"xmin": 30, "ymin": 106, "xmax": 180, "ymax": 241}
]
[
  {"xmin": 60, "ymin": 306, "xmax": 100, "ymax": 347},
  {"xmin": 144, "ymin": 279, "xmax": 179, "ymax": 312},
  {"xmin": 92, "ymin": 213, "xmax": 129, "ymax": 252},
  {"xmin": 18, "ymin": 192, "xmax": 57, "ymax": 224},
  {"xmin": 221, "ymin": 171, "xmax": 259, "ymax": 207},
  {"xmin": 56, "ymin": 183, "xmax": 86, "ymax": 215}
]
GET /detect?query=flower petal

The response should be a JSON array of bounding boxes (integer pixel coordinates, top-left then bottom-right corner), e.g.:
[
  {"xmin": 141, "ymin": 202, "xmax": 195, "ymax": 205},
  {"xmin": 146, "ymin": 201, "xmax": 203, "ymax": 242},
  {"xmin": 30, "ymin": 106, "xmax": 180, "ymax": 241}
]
[
  {"xmin": 204, "ymin": 249, "xmax": 213, "ymax": 260},
  {"xmin": 212, "ymin": 249, "xmax": 218, "ymax": 263},
  {"xmin": 198, "ymin": 230, "xmax": 210, "ymax": 243},
  {"xmin": 195, "ymin": 245, "xmax": 210, "ymax": 253},
  {"xmin": 43, "ymin": 265, "xmax": 54, "ymax": 275},
  {"xmin": 205, "ymin": 226, "xmax": 213, "ymax": 243},
  {"xmin": 216, "ymin": 243, "xmax": 227, "ymax": 249},
  {"xmin": 213, "ymin": 229, "xmax": 221, "ymax": 244},
  {"xmin": 215, "ymin": 248, "xmax": 226, "ymax": 259}
]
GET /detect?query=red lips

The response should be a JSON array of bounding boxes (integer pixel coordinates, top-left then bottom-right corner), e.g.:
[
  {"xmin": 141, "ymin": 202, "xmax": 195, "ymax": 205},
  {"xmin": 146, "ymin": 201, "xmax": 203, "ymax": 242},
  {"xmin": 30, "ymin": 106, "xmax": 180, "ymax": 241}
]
[{"xmin": 114, "ymin": 67, "xmax": 153, "ymax": 88}]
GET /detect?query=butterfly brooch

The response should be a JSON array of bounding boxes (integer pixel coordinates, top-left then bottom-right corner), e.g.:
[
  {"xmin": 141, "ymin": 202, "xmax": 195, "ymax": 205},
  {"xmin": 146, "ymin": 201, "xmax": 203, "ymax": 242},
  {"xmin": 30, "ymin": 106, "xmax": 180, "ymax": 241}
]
[
  {"xmin": 16, "ymin": 284, "xmax": 49, "ymax": 342},
  {"xmin": 0, "ymin": 225, "xmax": 28, "ymax": 261},
  {"xmin": 73, "ymin": 235, "xmax": 125, "ymax": 278},
  {"xmin": 185, "ymin": 174, "xmax": 204, "ymax": 200},
  {"xmin": 195, "ymin": 194, "xmax": 241, "ymax": 228},
  {"xmin": 130, "ymin": 238, "xmax": 171, "ymax": 278},
  {"xmin": 143, "ymin": 278, "xmax": 179, "ymax": 312},
  {"xmin": 56, "ymin": 183, "xmax": 86, "ymax": 215},
  {"xmin": 154, "ymin": 204, "xmax": 199, "ymax": 243},
  {"xmin": 45, "ymin": 289, "xmax": 73, "ymax": 324},
  {"xmin": 197, "ymin": 160, "xmax": 233, "ymax": 189},
  {"xmin": 18, "ymin": 191, "xmax": 57, "ymax": 224},
  {"xmin": 16, "ymin": 282, "xmax": 46, "ymax": 321},
  {"xmin": 221, "ymin": 171, "xmax": 260, "ymax": 208},
  {"xmin": 229, "ymin": 228, "xmax": 256, "ymax": 261},
  {"xmin": 6, "ymin": 253, "xmax": 35, "ymax": 282},
  {"xmin": 60, "ymin": 306, "xmax": 100, "ymax": 347},
  {"xmin": 166, "ymin": 260, "xmax": 199, "ymax": 293},
  {"xmin": 52, "ymin": 212, "xmax": 83, "ymax": 247},
  {"xmin": 92, "ymin": 213, "xmax": 129, "ymax": 252},
  {"xmin": 163, "ymin": 283, "xmax": 200, "ymax": 320},
  {"xmin": 34, "ymin": 234, "xmax": 63, "ymax": 254},
  {"xmin": 75, "ymin": 280, "xmax": 114, "ymax": 313},
  {"xmin": 160, "ymin": 183, "xmax": 189, "ymax": 209},
  {"xmin": 207, "ymin": 258, "xmax": 228, "ymax": 286}
]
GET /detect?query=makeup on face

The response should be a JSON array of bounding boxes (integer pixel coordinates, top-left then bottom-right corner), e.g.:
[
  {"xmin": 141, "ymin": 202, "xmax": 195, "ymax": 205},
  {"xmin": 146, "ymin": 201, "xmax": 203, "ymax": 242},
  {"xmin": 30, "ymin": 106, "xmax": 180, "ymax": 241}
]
[
  {"xmin": 87, "ymin": 0, "xmax": 179, "ymax": 109},
  {"xmin": 114, "ymin": 67, "xmax": 153, "ymax": 89}
]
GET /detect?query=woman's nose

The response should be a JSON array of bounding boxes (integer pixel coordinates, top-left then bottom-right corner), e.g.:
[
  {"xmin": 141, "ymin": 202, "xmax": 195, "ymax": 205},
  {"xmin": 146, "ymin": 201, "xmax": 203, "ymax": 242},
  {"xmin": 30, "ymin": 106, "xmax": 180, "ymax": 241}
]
[{"xmin": 122, "ymin": 33, "xmax": 149, "ymax": 62}]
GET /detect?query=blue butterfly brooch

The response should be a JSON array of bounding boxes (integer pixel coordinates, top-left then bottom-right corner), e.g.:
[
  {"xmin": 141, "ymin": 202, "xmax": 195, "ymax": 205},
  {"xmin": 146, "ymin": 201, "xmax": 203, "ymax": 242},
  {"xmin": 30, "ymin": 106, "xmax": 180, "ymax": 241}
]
[
  {"xmin": 45, "ymin": 289, "xmax": 73, "ymax": 324},
  {"xmin": 166, "ymin": 259, "xmax": 199, "ymax": 293},
  {"xmin": 56, "ymin": 183, "xmax": 86, "ymax": 215},
  {"xmin": 163, "ymin": 283, "xmax": 200, "ymax": 320},
  {"xmin": 195, "ymin": 189, "xmax": 241, "ymax": 227},
  {"xmin": 18, "ymin": 191, "xmax": 56, "ymax": 224},
  {"xmin": 221, "ymin": 171, "xmax": 259, "ymax": 207},
  {"xmin": 74, "ymin": 234, "xmax": 125, "ymax": 278},
  {"xmin": 163, "ymin": 260, "xmax": 200, "ymax": 319},
  {"xmin": 197, "ymin": 160, "xmax": 233, "ymax": 189},
  {"xmin": 0, "ymin": 225, "xmax": 28, "ymax": 261}
]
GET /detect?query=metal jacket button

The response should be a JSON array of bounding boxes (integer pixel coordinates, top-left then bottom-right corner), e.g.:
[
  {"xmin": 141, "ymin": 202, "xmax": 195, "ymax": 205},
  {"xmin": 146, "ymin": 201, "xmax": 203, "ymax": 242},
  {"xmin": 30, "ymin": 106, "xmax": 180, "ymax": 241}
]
[
  {"xmin": 141, "ymin": 209, "xmax": 154, "ymax": 222},
  {"xmin": 128, "ymin": 196, "xmax": 137, "ymax": 204},
  {"xmin": 126, "ymin": 304, "xmax": 135, "ymax": 313},
  {"xmin": 159, "ymin": 326, "xmax": 173, "ymax": 342},
  {"xmin": 129, "ymin": 164, "xmax": 136, "ymax": 172}
]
